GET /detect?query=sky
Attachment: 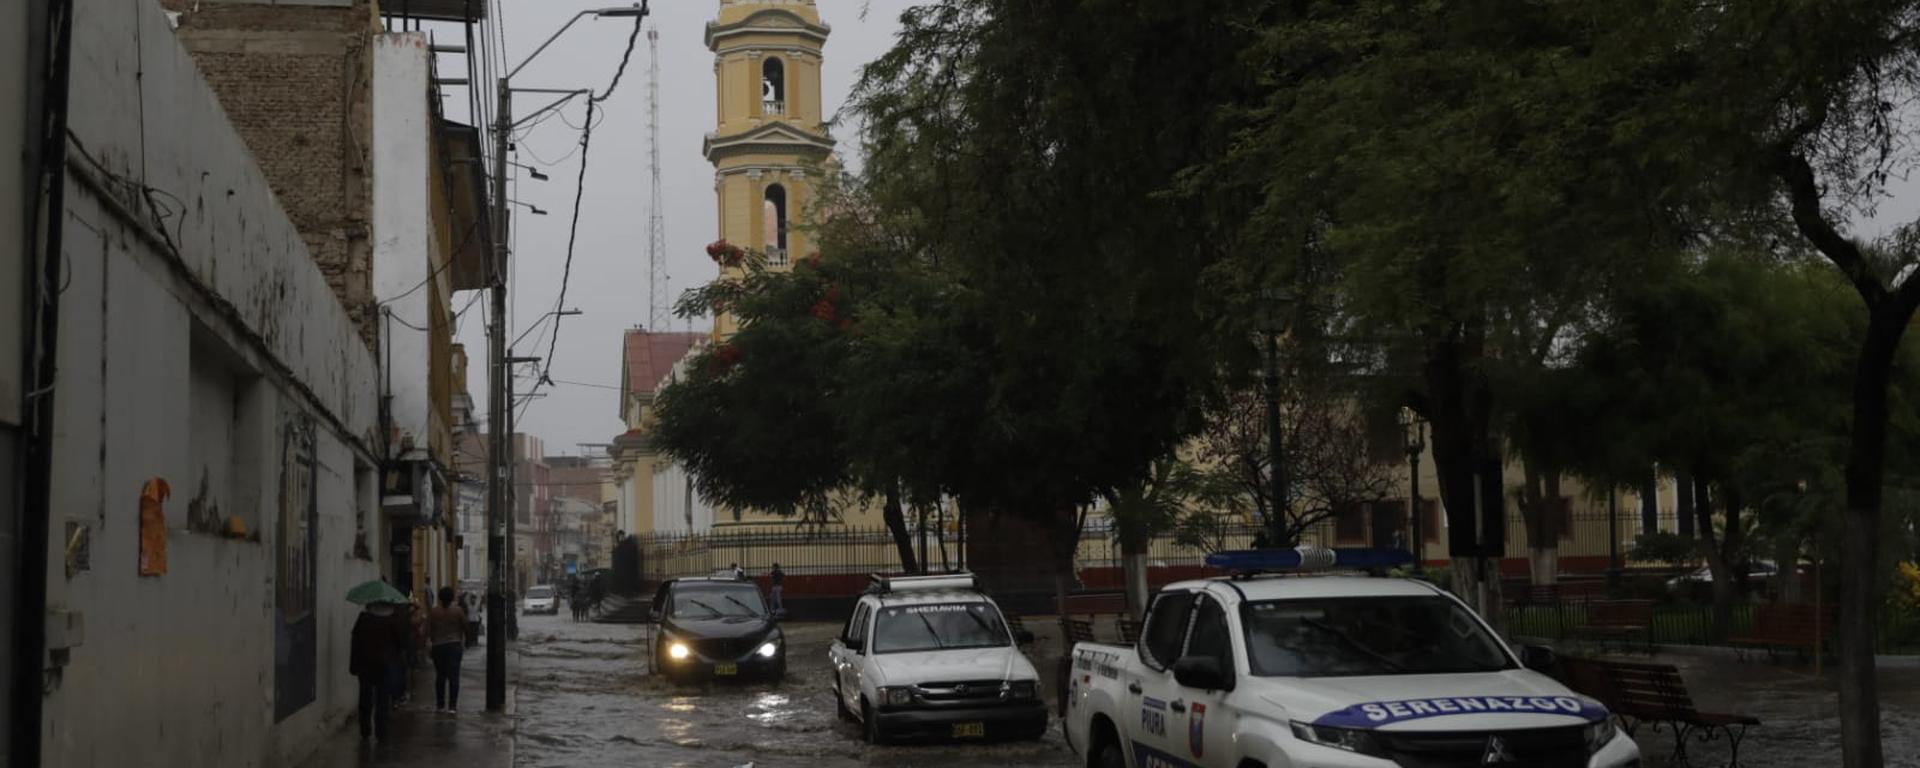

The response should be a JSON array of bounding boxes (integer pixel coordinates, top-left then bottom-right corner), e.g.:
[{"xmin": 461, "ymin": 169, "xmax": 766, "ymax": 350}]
[{"xmin": 452, "ymin": 1, "xmax": 906, "ymax": 459}]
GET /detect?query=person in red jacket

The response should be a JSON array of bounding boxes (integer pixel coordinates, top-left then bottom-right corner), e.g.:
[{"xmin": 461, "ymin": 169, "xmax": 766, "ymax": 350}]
[{"xmin": 350, "ymin": 602, "xmax": 407, "ymax": 741}]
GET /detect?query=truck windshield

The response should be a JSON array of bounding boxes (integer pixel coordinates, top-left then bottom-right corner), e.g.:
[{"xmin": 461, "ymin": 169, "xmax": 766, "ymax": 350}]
[
  {"xmin": 871, "ymin": 603, "xmax": 1010, "ymax": 654},
  {"xmin": 1240, "ymin": 596, "xmax": 1513, "ymax": 677}
]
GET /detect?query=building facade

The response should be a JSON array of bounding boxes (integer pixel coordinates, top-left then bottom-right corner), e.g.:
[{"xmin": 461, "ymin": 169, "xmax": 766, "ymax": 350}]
[{"xmin": 704, "ymin": 0, "xmax": 835, "ymax": 339}]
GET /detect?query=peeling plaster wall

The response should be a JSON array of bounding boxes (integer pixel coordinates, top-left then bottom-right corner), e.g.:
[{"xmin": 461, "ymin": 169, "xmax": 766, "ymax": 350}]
[{"xmin": 41, "ymin": 0, "xmax": 381, "ymax": 765}]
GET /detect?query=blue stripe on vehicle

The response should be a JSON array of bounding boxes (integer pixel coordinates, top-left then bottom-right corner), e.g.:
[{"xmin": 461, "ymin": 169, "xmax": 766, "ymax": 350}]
[
  {"xmin": 1312, "ymin": 695, "xmax": 1608, "ymax": 729},
  {"xmin": 1141, "ymin": 696, "xmax": 1167, "ymax": 711},
  {"xmin": 1131, "ymin": 740, "xmax": 1201, "ymax": 768}
]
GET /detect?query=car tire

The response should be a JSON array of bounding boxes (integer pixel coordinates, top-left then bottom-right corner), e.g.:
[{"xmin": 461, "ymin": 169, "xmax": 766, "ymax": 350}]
[
  {"xmin": 834, "ymin": 683, "xmax": 854, "ymax": 722},
  {"xmin": 1091, "ymin": 734, "xmax": 1126, "ymax": 768},
  {"xmin": 862, "ymin": 699, "xmax": 885, "ymax": 745}
]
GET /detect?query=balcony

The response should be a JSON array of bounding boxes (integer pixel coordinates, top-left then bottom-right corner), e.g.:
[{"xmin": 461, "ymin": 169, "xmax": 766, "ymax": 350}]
[
  {"xmin": 762, "ymin": 99, "xmax": 785, "ymax": 116},
  {"xmin": 764, "ymin": 247, "xmax": 789, "ymax": 267}
]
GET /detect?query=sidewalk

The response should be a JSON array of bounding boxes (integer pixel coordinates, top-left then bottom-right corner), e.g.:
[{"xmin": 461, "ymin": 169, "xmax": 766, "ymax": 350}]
[{"xmin": 298, "ymin": 643, "xmax": 516, "ymax": 768}]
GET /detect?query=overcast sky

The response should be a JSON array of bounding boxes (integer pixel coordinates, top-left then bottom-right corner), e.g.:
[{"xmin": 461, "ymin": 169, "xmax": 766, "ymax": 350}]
[{"xmin": 454, "ymin": 1, "xmax": 905, "ymax": 458}]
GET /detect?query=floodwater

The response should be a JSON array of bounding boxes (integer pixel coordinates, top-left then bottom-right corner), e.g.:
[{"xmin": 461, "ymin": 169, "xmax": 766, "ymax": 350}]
[
  {"xmin": 512, "ymin": 614, "xmax": 1079, "ymax": 768},
  {"xmin": 513, "ymin": 612, "xmax": 1920, "ymax": 768}
]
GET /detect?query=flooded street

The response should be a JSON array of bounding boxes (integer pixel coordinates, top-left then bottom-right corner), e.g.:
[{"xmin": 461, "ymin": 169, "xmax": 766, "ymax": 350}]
[{"xmin": 513, "ymin": 614, "xmax": 1079, "ymax": 768}]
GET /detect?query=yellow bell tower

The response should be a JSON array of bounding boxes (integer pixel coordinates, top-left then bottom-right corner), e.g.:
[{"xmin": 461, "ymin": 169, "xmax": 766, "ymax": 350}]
[{"xmin": 705, "ymin": 0, "xmax": 835, "ymax": 339}]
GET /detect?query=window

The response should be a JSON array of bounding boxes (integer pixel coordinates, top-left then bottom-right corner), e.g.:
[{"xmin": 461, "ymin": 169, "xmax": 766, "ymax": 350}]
[
  {"xmin": 1141, "ymin": 591, "xmax": 1195, "ymax": 670},
  {"xmin": 1333, "ymin": 502, "xmax": 1366, "ymax": 544},
  {"xmin": 761, "ymin": 57, "xmax": 786, "ymax": 115},
  {"xmin": 871, "ymin": 603, "xmax": 1010, "ymax": 654},
  {"xmin": 188, "ymin": 322, "xmax": 264, "ymax": 535},
  {"xmin": 762, "ymin": 183, "xmax": 788, "ymax": 262},
  {"xmin": 844, "ymin": 603, "xmax": 871, "ymax": 647},
  {"xmin": 1240, "ymin": 596, "xmax": 1513, "ymax": 677},
  {"xmin": 1185, "ymin": 595, "xmax": 1232, "ymax": 670},
  {"xmin": 670, "ymin": 582, "xmax": 767, "ymax": 619}
]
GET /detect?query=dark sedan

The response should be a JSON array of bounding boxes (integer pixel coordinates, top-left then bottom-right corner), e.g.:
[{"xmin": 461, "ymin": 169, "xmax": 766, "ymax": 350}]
[{"xmin": 649, "ymin": 577, "xmax": 786, "ymax": 682}]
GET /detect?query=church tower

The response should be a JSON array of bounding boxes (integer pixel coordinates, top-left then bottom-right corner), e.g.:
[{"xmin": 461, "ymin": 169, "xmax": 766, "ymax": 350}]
[{"xmin": 705, "ymin": 0, "xmax": 835, "ymax": 339}]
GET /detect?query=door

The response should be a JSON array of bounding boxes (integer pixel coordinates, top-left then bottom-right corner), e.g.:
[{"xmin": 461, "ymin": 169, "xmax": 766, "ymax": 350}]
[
  {"xmin": 832, "ymin": 602, "xmax": 872, "ymax": 714},
  {"xmin": 1128, "ymin": 590, "xmax": 1195, "ymax": 765},
  {"xmin": 1166, "ymin": 593, "xmax": 1238, "ymax": 766}
]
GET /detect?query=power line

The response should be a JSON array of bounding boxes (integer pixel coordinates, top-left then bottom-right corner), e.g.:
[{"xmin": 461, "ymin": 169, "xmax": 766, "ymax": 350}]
[{"xmin": 539, "ymin": 16, "xmax": 643, "ymax": 385}]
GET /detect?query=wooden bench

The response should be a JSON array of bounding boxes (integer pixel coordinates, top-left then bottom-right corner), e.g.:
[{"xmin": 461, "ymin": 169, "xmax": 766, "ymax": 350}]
[
  {"xmin": 1560, "ymin": 658, "xmax": 1760, "ymax": 768},
  {"xmin": 1063, "ymin": 592, "xmax": 1130, "ymax": 619},
  {"xmin": 1579, "ymin": 599, "xmax": 1655, "ymax": 655},
  {"xmin": 1727, "ymin": 603, "xmax": 1832, "ymax": 661}
]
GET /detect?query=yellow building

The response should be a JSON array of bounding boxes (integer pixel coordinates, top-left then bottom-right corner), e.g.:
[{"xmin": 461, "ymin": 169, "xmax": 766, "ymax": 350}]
[{"xmin": 705, "ymin": 0, "xmax": 837, "ymax": 339}]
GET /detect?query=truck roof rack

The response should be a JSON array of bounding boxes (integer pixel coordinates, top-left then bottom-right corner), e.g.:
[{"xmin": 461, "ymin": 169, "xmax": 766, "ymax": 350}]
[
  {"xmin": 867, "ymin": 572, "xmax": 977, "ymax": 594},
  {"xmin": 1205, "ymin": 546, "xmax": 1413, "ymax": 578}
]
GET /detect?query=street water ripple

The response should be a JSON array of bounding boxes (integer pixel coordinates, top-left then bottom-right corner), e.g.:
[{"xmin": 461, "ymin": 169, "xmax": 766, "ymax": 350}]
[{"xmin": 511, "ymin": 614, "xmax": 1079, "ymax": 768}]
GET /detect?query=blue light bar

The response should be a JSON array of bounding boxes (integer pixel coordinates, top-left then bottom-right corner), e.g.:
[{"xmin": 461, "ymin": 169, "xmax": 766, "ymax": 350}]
[{"xmin": 1205, "ymin": 546, "xmax": 1415, "ymax": 572}]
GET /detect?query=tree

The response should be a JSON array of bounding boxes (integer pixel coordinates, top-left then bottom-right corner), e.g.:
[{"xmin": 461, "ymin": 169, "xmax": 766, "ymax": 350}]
[
  {"xmin": 1200, "ymin": 1, "xmax": 1691, "ymax": 621},
  {"xmin": 1192, "ymin": 385, "xmax": 1397, "ymax": 547}
]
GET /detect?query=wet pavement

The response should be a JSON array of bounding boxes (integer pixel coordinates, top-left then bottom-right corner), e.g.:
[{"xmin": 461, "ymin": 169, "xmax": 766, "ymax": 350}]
[
  {"xmin": 299, "ymin": 642, "xmax": 514, "ymax": 768},
  {"xmin": 513, "ymin": 614, "xmax": 1078, "ymax": 768},
  {"xmin": 1608, "ymin": 650, "xmax": 1920, "ymax": 768}
]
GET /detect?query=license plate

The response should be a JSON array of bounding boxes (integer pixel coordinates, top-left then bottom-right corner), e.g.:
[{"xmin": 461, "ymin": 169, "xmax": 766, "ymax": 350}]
[
  {"xmin": 951, "ymin": 722, "xmax": 985, "ymax": 738},
  {"xmin": 714, "ymin": 662, "xmax": 738, "ymax": 676}
]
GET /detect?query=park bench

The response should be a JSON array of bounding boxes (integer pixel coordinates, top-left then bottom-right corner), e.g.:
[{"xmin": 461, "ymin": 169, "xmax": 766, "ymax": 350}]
[
  {"xmin": 1559, "ymin": 658, "xmax": 1760, "ymax": 768},
  {"xmin": 1727, "ymin": 602, "xmax": 1833, "ymax": 661},
  {"xmin": 1063, "ymin": 591, "xmax": 1130, "ymax": 619},
  {"xmin": 1578, "ymin": 599, "xmax": 1655, "ymax": 655}
]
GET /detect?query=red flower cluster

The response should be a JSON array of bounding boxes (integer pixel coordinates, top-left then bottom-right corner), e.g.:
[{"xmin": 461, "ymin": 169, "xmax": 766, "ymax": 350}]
[
  {"xmin": 810, "ymin": 299, "xmax": 836, "ymax": 322},
  {"xmin": 708, "ymin": 343, "xmax": 744, "ymax": 375},
  {"xmin": 705, "ymin": 239, "xmax": 746, "ymax": 268}
]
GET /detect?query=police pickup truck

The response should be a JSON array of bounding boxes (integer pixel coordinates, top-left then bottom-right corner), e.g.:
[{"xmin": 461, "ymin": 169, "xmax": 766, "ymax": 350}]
[{"xmin": 1063, "ymin": 548, "xmax": 1639, "ymax": 768}]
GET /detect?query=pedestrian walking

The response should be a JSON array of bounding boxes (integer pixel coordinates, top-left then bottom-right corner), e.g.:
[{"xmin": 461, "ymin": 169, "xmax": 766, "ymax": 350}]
[
  {"xmin": 730, "ymin": 562, "xmax": 745, "ymax": 580},
  {"xmin": 463, "ymin": 591, "xmax": 481, "ymax": 648},
  {"xmin": 428, "ymin": 586, "xmax": 467, "ymax": 713},
  {"xmin": 769, "ymin": 563, "xmax": 785, "ymax": 616},
  {"xmin": 350, "ymin": 601, "xmax": 406, "ymax": 741},
  {"xmin": 387, "ymin": 591, "xmax": 415, "ymax": 706},
  {"xmin": 570, "ymin": 580, "xmax": 585, "ymax": 621}
]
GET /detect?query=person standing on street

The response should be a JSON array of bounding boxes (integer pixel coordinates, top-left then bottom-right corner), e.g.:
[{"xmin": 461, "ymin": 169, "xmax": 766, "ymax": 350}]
[
  {"xmin": 350, "ymin": 601, "xmax": 406, "ymax": 741},
  {"xmin": 428, "ymin": 586, "xmax": 468, "ymax": 713},
  {"xmin": 769, "ymin": 563, "xmax": 786, "ymax": 616},
  {"xmin": 731, "ymin": 562, "xmax": 745, "ymax": 580},
  {"xmin": 463, "ymin": 590, "xmax": 481, "ymax": 648}
]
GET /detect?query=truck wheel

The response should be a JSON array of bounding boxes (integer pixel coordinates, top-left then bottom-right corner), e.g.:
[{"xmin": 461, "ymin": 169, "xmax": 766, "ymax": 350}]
[
  {"xmin": 1091, "ymin": 738, "xmax": 1125, "ymax": 768},
  {"xmin": 862, "ymin": 699, "xmax": 886, "ymax": 745},
  {"xmin": 834, "ymin": 683, "xmax": 854, "ymax": 722}
]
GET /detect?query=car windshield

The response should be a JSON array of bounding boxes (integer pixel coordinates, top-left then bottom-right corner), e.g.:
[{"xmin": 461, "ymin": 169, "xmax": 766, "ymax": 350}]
[
  {"xmin": 871, "ymin": 602, "xmax": 1010, "ymax": 654},
  {"xmin": 670, "ymin": 584, "xmax": 767, "ymax": 619},
  {"xmin": 1241, "ymin": 596, "xmax": 1513, "ymax": 677},
  {"xmin": 526, "ymin": 586, "xmax": 553, "ymax": 598}
]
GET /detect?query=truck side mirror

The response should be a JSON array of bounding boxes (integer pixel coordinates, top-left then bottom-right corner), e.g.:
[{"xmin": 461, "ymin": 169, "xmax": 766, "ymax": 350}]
[
  {"xmin": 648, "ymin": 606, "xmax": 662, "ymax": 623},
  {"xmin": 1172, "ymin": 655, "xmax": 1232, "ymax": 692},
  {"xmin": 1519, "ymin": 644, "xmax": 1557, "ymax": 674}
]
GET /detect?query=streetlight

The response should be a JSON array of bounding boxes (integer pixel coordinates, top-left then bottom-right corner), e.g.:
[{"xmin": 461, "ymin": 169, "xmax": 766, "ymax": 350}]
[
  {"xmin": 484, "ymin": 1, "xmax": 648, "ymax": 713},
  {"xmin": 1258, "ymin": 286, "xmax": 1292, "ymax": 547},
  {"xmin": 1399, "ymin": 407, "xmax": 1427, "ymax": 569},
  {"xmin": 511, "ymin": 200, "xmax": 549, "ymax": 216}
]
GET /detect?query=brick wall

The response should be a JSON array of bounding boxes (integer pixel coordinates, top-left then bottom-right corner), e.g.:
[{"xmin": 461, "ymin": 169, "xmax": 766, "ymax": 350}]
[{"xmin": 163, "ymin": 0, "xmax": 378, "ymax": 348}]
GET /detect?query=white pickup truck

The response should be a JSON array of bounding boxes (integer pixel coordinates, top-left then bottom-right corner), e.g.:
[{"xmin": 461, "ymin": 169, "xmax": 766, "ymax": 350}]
[{"xmin": 1063, "ymin": 549, "xmax": 1640, "ymax": 768}]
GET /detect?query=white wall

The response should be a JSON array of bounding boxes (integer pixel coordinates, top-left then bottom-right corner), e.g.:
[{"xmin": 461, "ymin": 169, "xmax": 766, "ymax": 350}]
[
  {"xmin": 41, "ymin": 1, "xmax": 382, "ymax": 764},
  {"xmin": 370, "ymin": 32, "xmax": 438, "ymax": 453}
]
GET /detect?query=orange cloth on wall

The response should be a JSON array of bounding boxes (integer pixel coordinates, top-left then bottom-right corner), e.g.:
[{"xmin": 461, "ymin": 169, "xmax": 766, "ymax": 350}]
[{"xmin": 139, "ymin": 478, "xmax": 170, "ymax": 577}]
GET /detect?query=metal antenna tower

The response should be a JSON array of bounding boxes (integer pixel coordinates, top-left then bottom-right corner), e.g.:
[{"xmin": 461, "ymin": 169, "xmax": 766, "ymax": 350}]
[{"xmin": 645, "ymin": 27, "xmax": 669, "ymax": 331}]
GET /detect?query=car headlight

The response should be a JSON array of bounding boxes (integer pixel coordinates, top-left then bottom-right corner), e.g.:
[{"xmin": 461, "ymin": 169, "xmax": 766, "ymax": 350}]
[
  {"xmin": 1289, "ymin": 721, "xmax": 1388, "ymax": 758},
  {"xmin": 879, "ymin": 686, "xmax": 915, "ymax": 708},
  {"xmin": 757, "ymin": 641, "xmax": 779, "ymax": 658},
  {"xmin": 1007, "ymin": 680, "xmax": 1036, "ymax": 700},
  {"xmin": 1584, "ymin": 716, "xmax": 1618, "ymax": 754},
  {"xmin": 668, "ymin": 642, "xmax": 690, "ymax": 660}
]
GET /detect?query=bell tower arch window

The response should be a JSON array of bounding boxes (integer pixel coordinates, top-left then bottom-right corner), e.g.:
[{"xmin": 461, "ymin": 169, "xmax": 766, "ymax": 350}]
[
  {"xmin": 762, "ymin": 57, "xmax": 786, "ymax": 116},
  {"xmin": 763, "ymin": 183, "xmax": 789, "ymax": 265}
]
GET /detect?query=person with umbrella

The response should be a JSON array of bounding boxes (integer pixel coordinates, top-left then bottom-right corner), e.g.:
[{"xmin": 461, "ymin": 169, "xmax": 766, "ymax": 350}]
[{"xmin": 347, "ymin": 580, "xmax": 408, "ymax": 742}]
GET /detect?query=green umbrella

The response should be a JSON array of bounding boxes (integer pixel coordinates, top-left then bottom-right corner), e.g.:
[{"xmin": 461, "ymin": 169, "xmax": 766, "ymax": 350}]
[{"xmin": 346, "ymin": 580, "xmax": 408, "ymax": 605}]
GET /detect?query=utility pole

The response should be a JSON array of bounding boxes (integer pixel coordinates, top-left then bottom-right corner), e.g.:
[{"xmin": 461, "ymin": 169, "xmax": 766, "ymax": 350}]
[
  {"xmin": 485, "ymin": 76, "xmax": 510, "ymax": 713},
  {"xmin": 484, "ymin": 5, "xmax": 648, "ymax": 712}
]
